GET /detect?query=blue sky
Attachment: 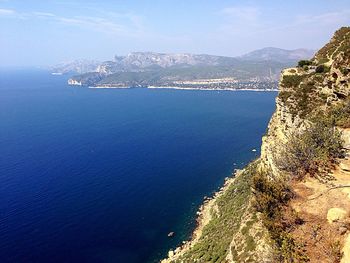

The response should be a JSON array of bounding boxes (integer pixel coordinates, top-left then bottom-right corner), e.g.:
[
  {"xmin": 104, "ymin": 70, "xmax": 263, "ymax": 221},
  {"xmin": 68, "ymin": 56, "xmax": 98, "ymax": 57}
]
[{"xmin": 1, "ymin": 0, "xmax": 349, "ymax": 66}]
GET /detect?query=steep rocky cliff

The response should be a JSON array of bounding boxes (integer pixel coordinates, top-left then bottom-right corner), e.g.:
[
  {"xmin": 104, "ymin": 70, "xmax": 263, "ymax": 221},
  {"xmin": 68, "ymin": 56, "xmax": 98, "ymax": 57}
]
[
  {"xmin": 162, "ymin": 27, "xmax": 350, "ymax": 263},
  {"xmin": 261, "ymin": 27, "xmax": 350, "ymax": 177}
]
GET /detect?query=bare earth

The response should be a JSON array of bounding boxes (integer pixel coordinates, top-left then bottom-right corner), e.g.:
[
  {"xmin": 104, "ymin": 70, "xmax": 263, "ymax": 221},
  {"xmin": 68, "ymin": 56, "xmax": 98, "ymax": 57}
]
[{"xmin": 290, "ymin": 128, "xmax": 350, "ymax": 263}]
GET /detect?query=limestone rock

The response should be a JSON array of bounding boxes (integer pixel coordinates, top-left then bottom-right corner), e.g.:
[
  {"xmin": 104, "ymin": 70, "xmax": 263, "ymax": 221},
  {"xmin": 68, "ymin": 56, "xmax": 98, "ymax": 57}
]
[
  {"xmin": 327, "ymin": 208, "xmax": 347, "ymax": 223},
  {"xmin": 168, "ymin": 250, "xmax": 174, "ymax": 258}
]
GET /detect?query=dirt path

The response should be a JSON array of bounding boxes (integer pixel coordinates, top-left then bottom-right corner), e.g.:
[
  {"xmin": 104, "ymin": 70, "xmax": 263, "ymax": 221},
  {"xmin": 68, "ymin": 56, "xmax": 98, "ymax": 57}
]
[{"xmin": 289, "ymin": 128, "xmax": 350, "ymax": 262}]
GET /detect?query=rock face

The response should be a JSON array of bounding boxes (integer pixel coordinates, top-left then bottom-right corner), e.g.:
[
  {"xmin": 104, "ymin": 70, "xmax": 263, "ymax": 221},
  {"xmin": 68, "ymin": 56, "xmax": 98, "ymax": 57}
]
[
  {"xmin": 260, "ymin": 27, "xmax": 350, "ymax": 176},
  {"xmin": 51, "ymin": 59, "xmax": 100, "ymax": 74},
  {"xmin": 327, "ymin": 208, "xmax": 348, "ymax": 223}
]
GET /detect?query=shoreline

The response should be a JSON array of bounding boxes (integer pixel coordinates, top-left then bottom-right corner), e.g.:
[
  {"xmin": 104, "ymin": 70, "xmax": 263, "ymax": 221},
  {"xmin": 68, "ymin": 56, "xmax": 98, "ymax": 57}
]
[
  {"xmin": 84, "ymin": 85, "xmax": 278, "ymax": 92},
  {"xmin": 161, "ymin": 169, "xmax": 242, "ymax": 262},
  {"xmin": 88, "ymin": 86, "xmax": 131, "ymax": 89},
  {"xmin": 148, "ymin": 86, "xmax": 278, "ymax": 92}
]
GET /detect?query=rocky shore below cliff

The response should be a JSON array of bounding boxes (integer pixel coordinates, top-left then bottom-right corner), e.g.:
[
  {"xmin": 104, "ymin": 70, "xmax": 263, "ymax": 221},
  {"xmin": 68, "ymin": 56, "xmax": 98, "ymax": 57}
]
[{"xmin": 162, "ymin": 172, "xmax": 240, "ymax": 262}]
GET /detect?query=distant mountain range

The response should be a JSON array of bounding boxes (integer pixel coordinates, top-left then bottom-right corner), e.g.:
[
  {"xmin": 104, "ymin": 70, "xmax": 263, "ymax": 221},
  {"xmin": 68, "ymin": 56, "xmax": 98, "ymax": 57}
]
[
  {"xmin": 51, "ymin": 59, "xmax": 100, "ymax": 75},
  {"xmin": 239, "ymin": 47, "xmax": 315, "ymax": 62},
  {"xmin": 54, "ymin": 48, "xmax": 315, "ymax": 89}
]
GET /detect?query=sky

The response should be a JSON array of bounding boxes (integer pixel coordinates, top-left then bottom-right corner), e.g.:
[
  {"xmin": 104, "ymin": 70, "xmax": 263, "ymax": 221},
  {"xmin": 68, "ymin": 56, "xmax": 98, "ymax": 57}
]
[{"xmin": 0, "ymin": 0, "xmax": 350, "ymax": 66}]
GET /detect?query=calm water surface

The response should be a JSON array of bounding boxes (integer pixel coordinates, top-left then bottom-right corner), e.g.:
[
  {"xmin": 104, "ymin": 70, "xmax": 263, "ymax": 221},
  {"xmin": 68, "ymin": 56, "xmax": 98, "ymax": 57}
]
[{"xmin": 0, "ymin": 69, "xmax": 276, "ymax": 262}]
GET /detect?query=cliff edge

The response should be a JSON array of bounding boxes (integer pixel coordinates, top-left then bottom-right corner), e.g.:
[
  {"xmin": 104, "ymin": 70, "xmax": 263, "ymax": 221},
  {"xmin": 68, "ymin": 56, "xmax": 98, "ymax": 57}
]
[{"xmin": 162, "ymin": 27, "xmax": 350, "ymax": 263}]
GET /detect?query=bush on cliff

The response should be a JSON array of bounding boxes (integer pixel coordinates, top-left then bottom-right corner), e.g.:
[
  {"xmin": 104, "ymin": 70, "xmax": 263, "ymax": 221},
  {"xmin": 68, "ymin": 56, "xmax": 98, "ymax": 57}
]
[
  {"xmin": 252, "ymin": 171, "xmax": 292, "ymax": 219},
  {"xmin": 281, "ymin": 75, "xmax": 304, "ymax": 89},
  {"xmin": 315, "ymin": 64, "xmax": 330, "ymax": 73},
  {"xmin": 251, "ymin": 170, "xmax": 309, "ymax": 262},
  {"xmin": 298, "ymin": 60, "xmax": 312, "ymax": 67},
  {"xmin": 276, "ymin": 120, "xmax": 344, "ymax": 179},
  {"xmin": 328, "ymin": 99, "xmax": 350, "ymax": 128}
]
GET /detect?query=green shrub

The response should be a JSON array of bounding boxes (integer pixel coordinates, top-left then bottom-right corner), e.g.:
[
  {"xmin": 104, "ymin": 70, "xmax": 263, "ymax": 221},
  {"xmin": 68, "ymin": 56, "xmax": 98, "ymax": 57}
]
[
  {"xmin": 278, "ymin": 91, "xmax": 293, "ymax": 103},
  {"xmin": 315, "ymin": 65, "xmax": 330, "ymax": 73},
  {"xmin": 318, "ymin": 58, "xmax": 330, "ymax": 64},
  {"xmin": 251, "ymin": 171, "xmax": 308, "ymax": 262},
  {"xmin": 303, "ymin": 65, "xmax": 309, "ymax": 71},
  {"xmin": 295, "ymin": 83, "xmax": 316, "ymax": 118},
  {"xmin": 281, "ymin": 75, "xmax": 304, "ymax": 88},
  {"xmin": 252, "ymin": 171, "xmax": 293, "ymax": 219},
  {"xmin": 276, "ymin": 121, "xmax": 344, "ymax": 179},
  {"xmin": 298, "ymin": 60, "xmax": 312, "ymax": 67},
  {"xmin": 341, "ymin": 67, "xmax": 349, "ymax": 75},
  {"xmin": 327, "ymin": 99, "xmax": 350, "ymax": 128}
]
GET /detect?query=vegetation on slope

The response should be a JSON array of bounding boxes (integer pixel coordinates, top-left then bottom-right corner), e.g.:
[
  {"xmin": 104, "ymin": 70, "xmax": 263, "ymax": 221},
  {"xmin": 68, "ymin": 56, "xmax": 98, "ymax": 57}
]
[
  {"xmin": 314, "ymin": 27, "xmax": 350, "ymax": 64},
  {"xmin": 277, "ymin": 27, "xmax": 350, "ymax": 120},
  {"xmin": 252, "ymin": 119, "xmax": 344, "ymax": 262},
  {"xmin": 251, "ymin": 170, "xmax": 309, "ymax": 262},
  {"xmin": 173, "ymin": 163, "xmax": 268, "ymax": 263},
  {"xmin": 276, "ymin": 120, "xmax": 344, "ymax": 180}
]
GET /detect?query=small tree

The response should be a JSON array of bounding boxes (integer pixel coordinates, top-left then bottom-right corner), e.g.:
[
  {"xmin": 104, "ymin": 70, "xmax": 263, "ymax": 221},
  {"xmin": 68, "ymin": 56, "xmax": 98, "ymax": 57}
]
[
  {"xmin": 298, "ymin": 60, "xmax": 312, "ymax": 67},
  {"xmin": 315, "ymin": 64, "xmax": 330, "ymax": 73}
]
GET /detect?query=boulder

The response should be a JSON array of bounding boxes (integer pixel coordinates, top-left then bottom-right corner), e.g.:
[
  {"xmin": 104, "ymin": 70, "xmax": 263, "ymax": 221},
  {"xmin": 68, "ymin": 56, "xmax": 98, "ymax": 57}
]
[
  {"xmin": 327, "ymin": 208, "xmax": 347, "ymax": 223},
  {"xmin": 168, "ymin": 250, "xmax": 174, "ymax": 257}
]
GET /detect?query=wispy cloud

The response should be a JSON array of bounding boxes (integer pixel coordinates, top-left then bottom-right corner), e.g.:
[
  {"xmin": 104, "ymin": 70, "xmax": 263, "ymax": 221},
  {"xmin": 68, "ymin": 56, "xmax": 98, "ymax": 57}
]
[
  {"xmin": 0, "ymin": 7, "xmax": 145, "ymax": 37},
  {"xmin": 0, "ymin": 8, "xmax": 15, "ymax": 15},
  {"xmin": 32, "ymin": 12, "xmax": 56, "ymax": 18},
  {"xmin": 255, "ymin": 9, "xmax": 350, "ymax": 37},
  {"xmin": 56, "ymin": 15, "xmax": 128, "ymax": 34},
  {"xmin": 218, "ymin": 5, "xmax": 263, "ymax": 36},
  {"xmin": 220, "ymin": 6, "xmax": 260, "ymax": 22},
  {"xmin": 218, "ymin": 5, "xmax": 350, "ymax": 38},
  {"xmin": 294, "ymin": 10, "xmax": 350, "ymax": 27}
]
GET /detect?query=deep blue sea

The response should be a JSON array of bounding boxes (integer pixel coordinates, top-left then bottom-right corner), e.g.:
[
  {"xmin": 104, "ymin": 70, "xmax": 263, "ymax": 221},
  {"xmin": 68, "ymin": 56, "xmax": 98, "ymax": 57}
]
[{"xmin": 0, "ymin": 69, "xmax": 277, "ymax": 263}]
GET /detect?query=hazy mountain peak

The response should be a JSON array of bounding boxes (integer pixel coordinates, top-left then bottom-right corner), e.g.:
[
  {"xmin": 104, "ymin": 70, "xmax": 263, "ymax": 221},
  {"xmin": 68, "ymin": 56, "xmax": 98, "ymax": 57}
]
[{"xmin": 240, "ymin": 47, "xmax": 315, "ymax": 62}]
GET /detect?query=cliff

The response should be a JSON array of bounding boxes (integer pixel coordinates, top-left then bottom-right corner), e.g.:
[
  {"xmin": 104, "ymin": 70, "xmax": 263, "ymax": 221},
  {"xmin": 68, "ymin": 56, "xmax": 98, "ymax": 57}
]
[
  {"xmin": 261, "ymin": 27, "xmax": 350, "ymax": 177},
  {"xmin": 162, "ymin": 27, "xmax": 350, "ymax": 262},
  {"xmin": 257, "ymin": 26, "xmax": 350, "ymax": 262}
]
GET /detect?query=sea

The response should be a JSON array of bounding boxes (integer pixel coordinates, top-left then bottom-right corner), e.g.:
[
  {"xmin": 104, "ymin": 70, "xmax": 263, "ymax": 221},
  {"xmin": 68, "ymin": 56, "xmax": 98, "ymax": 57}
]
[{"xmin": 0, "ymin": 68, "xmax": 277, "ymax": 263}]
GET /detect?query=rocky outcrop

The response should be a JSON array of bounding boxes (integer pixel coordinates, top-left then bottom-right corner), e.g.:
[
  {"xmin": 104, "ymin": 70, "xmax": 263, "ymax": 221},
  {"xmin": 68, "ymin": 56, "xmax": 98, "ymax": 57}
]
[
  {"xmin": 67, "ymin": 79, "xmax": 82, "ymax": 86},
  {"xmin": 260, "ymin": 27, "xmax": 350, "ymax": 177},
  {"xmin": 260, "ymin": 70, "xmax": 304, "ymax": 177}
]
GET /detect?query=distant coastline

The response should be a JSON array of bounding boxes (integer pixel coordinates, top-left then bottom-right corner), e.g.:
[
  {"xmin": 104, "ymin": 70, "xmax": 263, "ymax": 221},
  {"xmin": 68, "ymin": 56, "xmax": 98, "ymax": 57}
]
[
  {"xmin": 88, "ymin": 86, "xmax": 131, "ymax": 89},
  {"xmin": 85, "ymin": 85, "xmax": 278, "ymax": 92},
  {"xmin": 147, "ymin": 86, "xmax": 278, "ymax": 92}
]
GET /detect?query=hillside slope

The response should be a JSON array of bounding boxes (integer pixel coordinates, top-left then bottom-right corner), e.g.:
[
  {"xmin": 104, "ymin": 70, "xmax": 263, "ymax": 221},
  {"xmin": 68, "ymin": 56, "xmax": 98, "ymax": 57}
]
[{"xmin": 240, "ymin": 47, "xmax": 315, "ymax": 63}]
